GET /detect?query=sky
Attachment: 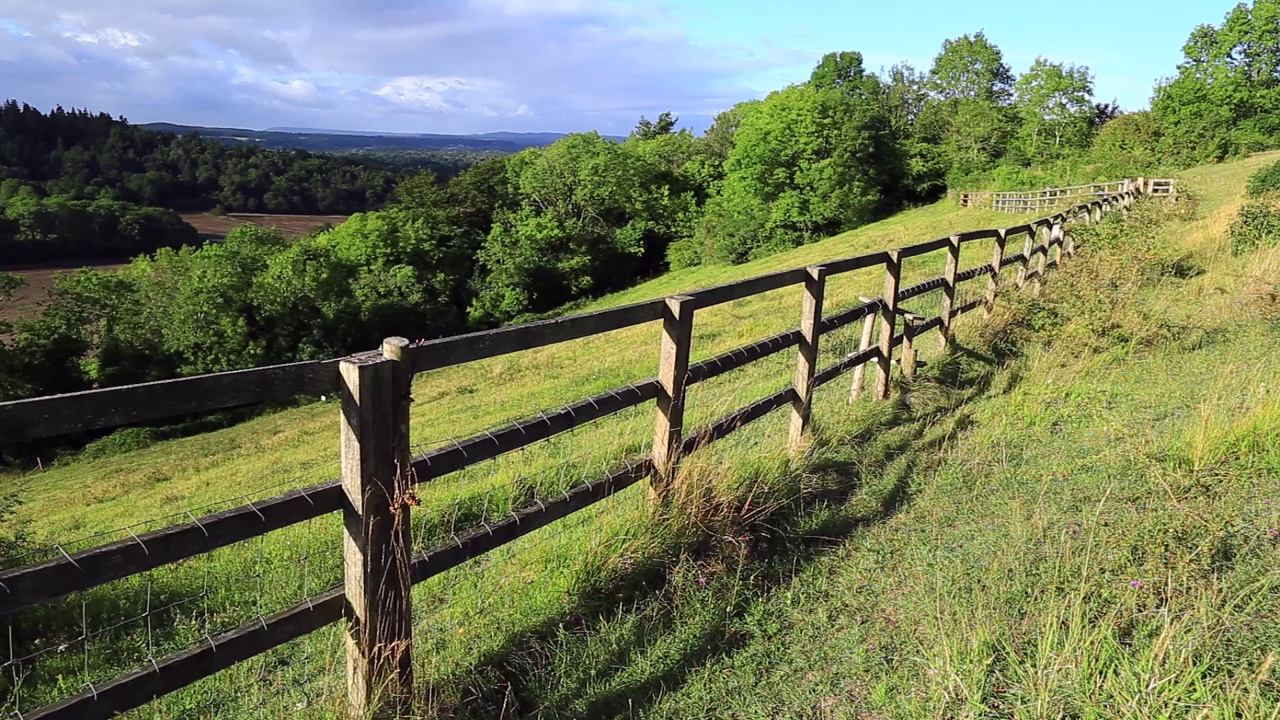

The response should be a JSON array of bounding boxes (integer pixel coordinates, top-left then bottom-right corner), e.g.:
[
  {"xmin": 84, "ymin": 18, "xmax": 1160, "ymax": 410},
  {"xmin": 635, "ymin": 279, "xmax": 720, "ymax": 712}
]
[{"xmin": 0, "ymin": 0, "xmax": 1245, "ymax": 136}]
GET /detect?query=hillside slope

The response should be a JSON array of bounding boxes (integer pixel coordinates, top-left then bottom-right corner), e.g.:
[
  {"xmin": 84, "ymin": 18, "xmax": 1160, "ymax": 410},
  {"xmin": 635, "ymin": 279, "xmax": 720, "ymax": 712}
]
[
  {"xmin": 5, "ymin": 197, "xmax": 1020, "ymax": 540},
  {"xmin": 508, "ymin": 154, "xmax": 1280, "ymax": 717},
  {"xmin": 6, "ymin": 157, "xmax": 1277, "ymax": 717}
]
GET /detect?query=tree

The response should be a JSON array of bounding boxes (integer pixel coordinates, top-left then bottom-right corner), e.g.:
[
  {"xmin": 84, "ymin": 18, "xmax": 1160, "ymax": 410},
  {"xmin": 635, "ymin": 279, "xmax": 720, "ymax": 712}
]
[
  {"xmin": 920, "ymin": 32, "xmax": 1018, "ymax": 184},
  {"xmin": 1091, "ymin": 100, "xmax": 1122, "ymax": 131},
  {"xmin": 633, "ymin": 112, "xmax": 678, "ymax": 140},
  {"xmin": 698, "ymin": 80, "xmax": 892, "ymax": 264},
  {"xmin": 1152, "ymin": 0, "xmax": 1280, "ymax": 162},
  {"xmin": 1088, "ymin": 111, "xmax": 1163, "ymax": 176},
  {"xmin": 927, "ymin": 31, "xmax": 1015, "ymax": 103},
  {"xmin": 1013, "ymin": 58, "xmax": 1096, "ymax": 162},
  {"xmin": 880, "ymin": 62, "xmax": 945, "ymax": 199},
  {"xmin": 470, "ymin": 133, "xmax": 682, "ymax": 323},
  {"xmin": 811, "ymin": 52, "xmax": 876, "ymax": 96}
]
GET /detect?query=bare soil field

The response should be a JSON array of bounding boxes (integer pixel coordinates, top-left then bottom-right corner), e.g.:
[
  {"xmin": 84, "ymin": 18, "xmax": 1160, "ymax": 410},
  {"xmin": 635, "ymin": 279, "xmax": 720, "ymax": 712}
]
[
  {"xmin": 0, "ymin": 260, "xmax": 128, "ymax": 324},
  {"xmin": 1, "ymin": 214, "xmax": 347, "ymax": 324},
  {"xmin": 180, "ymin": 212, "xmax": 348, "ymax": 241}
]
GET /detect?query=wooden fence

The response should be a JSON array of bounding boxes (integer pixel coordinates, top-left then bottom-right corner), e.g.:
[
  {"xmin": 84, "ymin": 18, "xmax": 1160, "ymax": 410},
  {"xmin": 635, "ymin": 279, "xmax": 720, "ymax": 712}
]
[
  {"xmin": 960, "ymin": 177, "xmax": 1175, "ymax": 213},
  {"xmin": 0, "ymin": 181, "xmax": 1153, "ymax": 719}
]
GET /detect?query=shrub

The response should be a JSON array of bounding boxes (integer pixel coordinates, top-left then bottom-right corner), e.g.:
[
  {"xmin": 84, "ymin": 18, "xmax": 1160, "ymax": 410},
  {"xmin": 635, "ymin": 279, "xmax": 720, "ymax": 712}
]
[
  {"xmin": 77, "ymin": 427, "xmax": 161, "ymax": 462},
  {"xmin": 1245, "ymin": 160, "xmax": 1280, "ymax": 198},
  {"xmin": 665, "ymin": 236, "xmax": 703, "ymax": 270},
  {"xmin": 0, "ymin": 493, "xmax": 30, "ymax": 567},
  {"xmin": 1229, "ymin": 203, "xmax": 1280, "ymax": 255}
]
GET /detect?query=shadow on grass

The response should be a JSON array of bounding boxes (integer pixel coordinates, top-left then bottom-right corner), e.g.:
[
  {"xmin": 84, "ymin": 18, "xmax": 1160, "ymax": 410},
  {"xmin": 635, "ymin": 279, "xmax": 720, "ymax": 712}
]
[{"xmin": 417, "ymin": 342, "xmax": 1009, "ymax": 719}]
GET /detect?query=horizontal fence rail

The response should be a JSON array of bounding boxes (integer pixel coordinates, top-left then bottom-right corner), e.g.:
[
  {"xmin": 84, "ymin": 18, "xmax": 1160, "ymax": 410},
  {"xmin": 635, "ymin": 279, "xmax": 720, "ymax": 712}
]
[{"xmin": 1, "ymin": 179, "xmax": 1163, "ymax": 719}]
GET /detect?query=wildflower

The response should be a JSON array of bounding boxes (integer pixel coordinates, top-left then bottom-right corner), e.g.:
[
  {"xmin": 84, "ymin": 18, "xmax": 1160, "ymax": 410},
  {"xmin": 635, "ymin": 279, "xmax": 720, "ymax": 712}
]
[
  {"xmin": 1268, "ymin": 529, "xmax": 1278, "ymax": 538},
  {"xmin": 1129, "ymin": 579, "xmax": 1143, "ymax": 589}
]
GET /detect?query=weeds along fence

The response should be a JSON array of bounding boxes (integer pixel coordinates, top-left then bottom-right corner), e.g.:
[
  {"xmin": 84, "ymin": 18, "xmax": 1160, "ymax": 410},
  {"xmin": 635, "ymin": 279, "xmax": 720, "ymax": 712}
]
[
  {"xmin": 960, "ymin": 177, "xmax": 1176, "ymax": 213},
  {"xmin": 0, "ymin": 183, "xmax": 1150, "ymax": 719}
]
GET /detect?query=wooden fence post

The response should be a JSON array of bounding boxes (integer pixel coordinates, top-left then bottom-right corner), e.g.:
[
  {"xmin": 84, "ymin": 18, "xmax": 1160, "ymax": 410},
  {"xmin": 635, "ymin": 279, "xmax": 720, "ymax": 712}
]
[
  {"xmin": 1032, "ymin": 226, "xmax": 1049, "ymax": 294},
  {"xmin": 848, "ymin": 295, "xmax": 878, "ymax": 403},
  {"xmin": 984, "ymin": 228, "xmax": 1007, "ymax": 319},
  {"xmin": 651, "ymin": 295, "xmax": 694, "ymax": 497},
  {"xmin": 938, "ymin": 234, "xmax": 961, "ymax": 351},
  {"xmin": 789, "ymin": 266, "xmax": 827, "ymax": 450},
  {"xmin": 1050, "ymin": 222, "xmax": 1064, "ymax": 269},
  {"xmin": 341, "ymin": 337, "xmax": 414, "ymax": 719},
  {"xmin": 874, "ymin": 251, "xmax": 901, "ymax": 400},
  {"xmin": 1016, "ymin": 228, "xmax": 1034, "ymax": 290},
  {"xmin": 901, "ymin": 312, "xmax": 922, "ymax": 382}
]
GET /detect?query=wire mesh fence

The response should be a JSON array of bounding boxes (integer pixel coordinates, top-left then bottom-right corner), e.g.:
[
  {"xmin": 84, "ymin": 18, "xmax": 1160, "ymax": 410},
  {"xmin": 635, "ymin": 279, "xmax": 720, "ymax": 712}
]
[{"xmin": 1, "ymin": 459, "xmax": 345, "ymax": 719}]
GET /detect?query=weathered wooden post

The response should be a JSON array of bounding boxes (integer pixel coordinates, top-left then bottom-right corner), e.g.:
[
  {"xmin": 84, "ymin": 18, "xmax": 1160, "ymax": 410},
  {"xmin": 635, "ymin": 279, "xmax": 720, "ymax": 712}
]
[
  {"xmin": 1015, "ymin": 228, "xmax": 1034, "ymax": 290},
  {"xmin": 1137, "ymin": 176, "xmax": 1146, "ymax": 195},
  {"xmin": 1050, "ymin": 222, "xmax": 1064, "ymax": 269},
  {"xmin": 984, "ymin": 228, "xmax": 1008, "ymax": 318},
  {"xmin": 848, "ymin": 296, "xmax": 878, "ymax": 403},
  {"xmin": 1032, "ymin": 225, "xmax": 1049, "ymax": 294},
  {"xmin": 789, "ymin": 266, "xmax": 826, "ymax": 450},
  {"xmin": 341, "ymin": 337, "xmax": 414, "ymax": 719},
  {"xmin": 901, "ymin": 312, "xmax": 923, "ymax": 382},
  {"xmin": 651, "ymin": 296, "xmax": 694, "ymax": 497},
  {"xmin": 938, "ymin": 234, "xmax": 961, "ymax": 351},
  {"xmin": 874, "ymin": 251, "xmax": 901, "ymax": 400}
]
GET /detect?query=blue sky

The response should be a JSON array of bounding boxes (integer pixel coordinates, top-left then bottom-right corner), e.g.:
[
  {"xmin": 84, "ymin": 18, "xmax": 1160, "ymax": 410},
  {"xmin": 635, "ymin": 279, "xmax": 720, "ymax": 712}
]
[{"xmin": 0, "ymin": 0, "xmax": 1243, "ymax": 135}]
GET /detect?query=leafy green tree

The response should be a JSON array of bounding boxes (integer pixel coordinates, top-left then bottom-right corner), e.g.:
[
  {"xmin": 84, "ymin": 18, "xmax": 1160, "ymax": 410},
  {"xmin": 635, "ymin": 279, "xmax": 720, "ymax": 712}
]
[
  {"xmin": 919, "ymin": 32, "xmax": 1018, "ymax": 185},
  {"xmin": 1013, "ymin": 58, "xmax": 1096, "ymax": 162},
  {"xmin": 811, "ymin": 52, "xmax": 876, "ymax": 95},
  {"xmin": 0, "ymin": 101, "xmax": 401, "ymax": 214},
  {"xmin": 927, "ymin": 31, "xmax": 1015, "ymax": 103},
  {"xmin": 880, "ymin": 62, "xmax": 945, "ymax": 199},
  {"xmin": 1087, "ymin": 111, "xmax": 1163, "ymax": 176},
  {"xmin": 698, "ymin": 77, "xmax": 892, "ymax": 264},
  {"xmin": 470, "ymin": 133, "xmax": 684, "ymax": 322},
  {"xmin": 1152, "ymin": 0, "xmax": 1280, "ymax": 163}
]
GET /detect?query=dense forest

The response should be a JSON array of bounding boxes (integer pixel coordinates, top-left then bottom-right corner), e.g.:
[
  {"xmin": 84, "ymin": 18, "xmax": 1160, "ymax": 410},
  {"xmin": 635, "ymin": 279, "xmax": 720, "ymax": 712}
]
[
  {"xmin": 0, "ymin": 102, "xmax": 400, "ymax": 214},
  {"xmin": 2, "ymin": 1, "xmax": 1279, "ymax": 412}
]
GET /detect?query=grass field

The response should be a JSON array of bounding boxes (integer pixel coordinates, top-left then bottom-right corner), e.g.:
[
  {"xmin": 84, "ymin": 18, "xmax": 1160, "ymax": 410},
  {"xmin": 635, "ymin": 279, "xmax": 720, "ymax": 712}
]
[{"xmin": 4, "ymin": 155, "xmax": 1279, "ymax": 718}]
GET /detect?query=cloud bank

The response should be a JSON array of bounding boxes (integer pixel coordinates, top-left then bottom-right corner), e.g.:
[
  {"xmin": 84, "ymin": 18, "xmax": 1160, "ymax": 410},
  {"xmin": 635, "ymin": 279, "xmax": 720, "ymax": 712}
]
[{"xmin": 0, "ymin": 0, "xmax": 791, "ymax": 134}]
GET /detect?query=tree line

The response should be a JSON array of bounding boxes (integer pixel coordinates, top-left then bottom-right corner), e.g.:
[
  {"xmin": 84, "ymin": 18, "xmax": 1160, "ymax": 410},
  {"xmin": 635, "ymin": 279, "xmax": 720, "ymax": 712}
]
[
  {"xmin": 0, "ymin": 102, "xmax": 399, "ymax": 214},
  {"xmin": 0, "ymin": 194, "xmax": 197, "ymax": 265},
  {"xmin": 3, "ymin": 2, "xmax": 1279, "ymax": 416}
]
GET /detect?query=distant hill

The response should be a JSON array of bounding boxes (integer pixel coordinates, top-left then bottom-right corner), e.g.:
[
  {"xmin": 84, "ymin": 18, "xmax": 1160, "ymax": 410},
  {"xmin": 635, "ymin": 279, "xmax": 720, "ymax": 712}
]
[{"xmin": 140, "ymin": 123, "xmax": 623, "ymax": 153}]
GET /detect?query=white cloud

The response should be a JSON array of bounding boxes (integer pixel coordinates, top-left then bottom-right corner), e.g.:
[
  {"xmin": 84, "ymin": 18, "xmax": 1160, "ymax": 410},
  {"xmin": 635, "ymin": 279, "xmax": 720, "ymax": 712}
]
[
  {"xmin": 63, "ymin": 27, "xmax": 145, "ymax": 48},
  {"xmin": 0, "ymin": 0, "xmax": 790, "ymax": 133}
]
